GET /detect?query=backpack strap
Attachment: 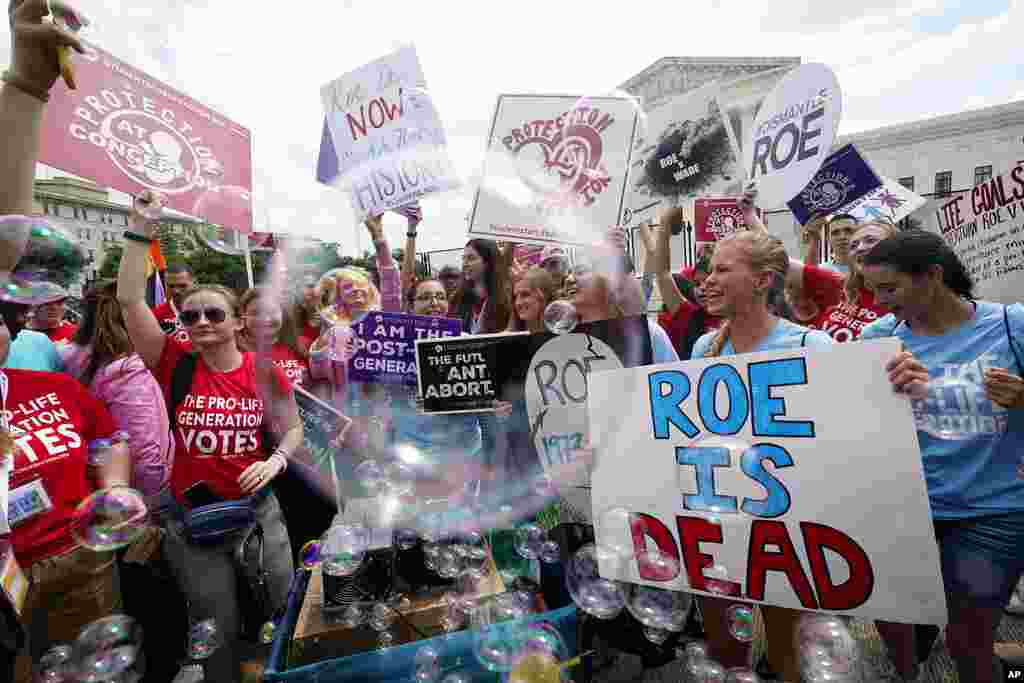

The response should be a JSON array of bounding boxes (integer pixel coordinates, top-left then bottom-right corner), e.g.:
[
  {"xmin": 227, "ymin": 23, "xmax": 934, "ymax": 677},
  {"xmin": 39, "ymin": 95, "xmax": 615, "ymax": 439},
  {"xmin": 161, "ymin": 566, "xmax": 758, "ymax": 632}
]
[
  {"xmin": 801, "ymin": 331, "xmax": 809, "ymax": 347},
  {"xmin": 169, "ymin": 352, "xmax": 199, "ymax": 424},
  {"xmin": 1003, "ymin": 305, "xmax": 1024, "ymax": 376}
]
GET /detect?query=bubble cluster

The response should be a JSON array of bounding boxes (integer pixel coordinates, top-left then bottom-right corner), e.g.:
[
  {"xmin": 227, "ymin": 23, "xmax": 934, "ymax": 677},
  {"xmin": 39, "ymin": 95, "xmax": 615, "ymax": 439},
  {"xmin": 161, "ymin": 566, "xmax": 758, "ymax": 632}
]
[
  {"xmin": 70, "ymin": 487, "xmax": 149, "ymax": 552},
  {"xmin": 321, "ymin": 523, "xmax": 370, "ymax": 577},
  {"xmin": 624, "ymin": 582, "xmax": 691, "ymax": 633},
  {"xmin": 187, "ymin": 619, "xmax": 222, "ymax": 660},
  {"xmin": 2, "ymin": 218, "xmax": 85, "ymax": 304},
  {"xmin": 36, "ymin": 644, "xmax": 74, "ymax": 682},
  {"xmin": 70, "ymin": 614, "xmax": 145, "ymax": 683},
  {"xmin": 543, "ymin": 300, "xmax": 579, "ymax": 335},
  {"xmin": 795, "ymin": 614, "xmax": 860, "ymax": 683},
  {"xmin": 513, "ymin": 523, "xmax": 546, "ymax": 560},
  {"xmin": 538, "ymin": 540, "xmax": 561, "ymax": 564}
]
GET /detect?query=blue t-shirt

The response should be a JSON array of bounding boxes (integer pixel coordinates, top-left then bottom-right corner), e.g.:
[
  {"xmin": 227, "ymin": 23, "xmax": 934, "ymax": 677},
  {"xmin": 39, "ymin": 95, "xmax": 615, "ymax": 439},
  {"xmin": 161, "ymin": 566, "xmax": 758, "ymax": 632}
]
[
  {"xmin": 691, "ymin": 317, "xmax": 833, "ymax": 359},
  {"xmin": 3, "ymin": 330, "xmax": 64, "ymax": 372},
  {"xmin": 861, "ymin": 302, "xmax": 1024, "ymax": 519}
]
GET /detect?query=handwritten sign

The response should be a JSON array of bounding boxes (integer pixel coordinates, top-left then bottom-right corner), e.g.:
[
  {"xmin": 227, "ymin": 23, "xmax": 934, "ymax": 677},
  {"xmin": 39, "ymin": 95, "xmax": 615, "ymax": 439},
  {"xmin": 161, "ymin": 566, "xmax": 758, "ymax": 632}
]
[
  {"xmin": 589, "ymin": 339, "xmax": 946, "ymax": 624},
  {"xmin": 921, "ymin": 160, "xmax": 1024, "ymax": 305},
  {"xmin": 468, "ymin": 95, "xmax": 638, "ymax": 247},
  {"xmin": 744, "ymin": 64, "xmax": 842, "ymax": 208},
  {"xmin": 787, "ymin": 144, "xmax": 882, "ymax": 226},
  {"xmin": 318, "ymin": 46, "xmax": 460, "ymax": 219},
  {"xmin": 348, "ymin": 312, "xmax": 462, "ymax": 386}
]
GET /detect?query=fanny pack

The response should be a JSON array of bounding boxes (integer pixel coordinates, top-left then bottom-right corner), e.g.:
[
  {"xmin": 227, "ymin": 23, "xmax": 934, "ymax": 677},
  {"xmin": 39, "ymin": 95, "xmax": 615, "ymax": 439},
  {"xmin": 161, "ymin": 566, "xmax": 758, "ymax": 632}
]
[
  {"xmin": 182, "ymin": 494, "xmax": 263, "ymax": 546},
  {"xmin": 234, "ymin": 523, "xmax": 277, "ymax": 642}
]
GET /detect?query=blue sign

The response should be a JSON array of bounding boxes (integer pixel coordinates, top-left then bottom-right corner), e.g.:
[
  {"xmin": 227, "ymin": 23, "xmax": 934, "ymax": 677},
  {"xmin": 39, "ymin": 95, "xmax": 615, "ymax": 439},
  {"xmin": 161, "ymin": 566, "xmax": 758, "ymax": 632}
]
[
  {"xmin": 787, "ymin": 144, "xmax": 882, "ymax": 226},
  {"xmin": 348, "ymin": 311, "xmax": 462, "ymax": 386}
]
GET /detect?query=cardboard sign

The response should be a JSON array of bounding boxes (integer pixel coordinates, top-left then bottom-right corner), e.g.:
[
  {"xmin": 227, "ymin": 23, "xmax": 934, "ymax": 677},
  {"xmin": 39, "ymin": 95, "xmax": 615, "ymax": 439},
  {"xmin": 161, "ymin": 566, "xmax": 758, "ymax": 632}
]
[
  {"xmin": 744, "ymin": 64, "xmax": 842, "ymax": 208},
  {"xmin": 589, "ymin": 339, "xmax": 946, "ymax": 624},
  {"xmin": 348, "ymin": 312, "xmax": 462, "ymax": 386},
  {"xmin": 920, "ymin": 161, "xmax": 1024, "ymax": 305},
  {"xmin": 318, "ymin": 46, "xmax": 460, "ymax": 219},
  {"xmin": 694, "ymin": 197, "xmax": 762, "ymax": 243},
  {"xmin": 622, "ymin": 83, "xmax": 743, "ymax": 228},
  {"xmin": 787, "ymin": 144, "xmax": 882, "ymax": 226},
  {"xmin": 39, "ymin": 42, "xmax": 253, "ymax": 231},
  {"xmin": 468, "ymin": 95, "xmax": 639, "ymax": 247}
]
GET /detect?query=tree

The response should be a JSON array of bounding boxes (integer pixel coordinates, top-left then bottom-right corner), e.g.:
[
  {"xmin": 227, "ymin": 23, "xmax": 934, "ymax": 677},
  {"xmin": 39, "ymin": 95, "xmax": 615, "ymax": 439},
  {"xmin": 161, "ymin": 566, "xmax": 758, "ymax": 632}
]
[
  {"xmin": 99, "ymin": 245, "xmax": 123, "ymax": 280},
  {"xmin": 188, "ymin": 244, "xmax": 271, "ymax": 292}
]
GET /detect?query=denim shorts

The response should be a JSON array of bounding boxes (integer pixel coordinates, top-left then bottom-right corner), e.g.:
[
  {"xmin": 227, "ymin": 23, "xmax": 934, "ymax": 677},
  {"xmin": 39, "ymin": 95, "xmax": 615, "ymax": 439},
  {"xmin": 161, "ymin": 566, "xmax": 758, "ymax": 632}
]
[{"xmin": 934, "ymin": 511, "xmax": 1024, "ymax": 609}]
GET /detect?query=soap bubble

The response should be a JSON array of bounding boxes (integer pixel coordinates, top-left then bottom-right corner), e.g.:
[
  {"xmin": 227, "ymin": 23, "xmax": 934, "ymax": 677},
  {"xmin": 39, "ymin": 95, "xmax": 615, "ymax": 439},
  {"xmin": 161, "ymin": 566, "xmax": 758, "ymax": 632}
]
[
  {"xmin": 415, "ymin": 644, "xmax": 442, "ymax": 669},
  {"xmin": 355, "ymin": 459, "xmax": 388, "ymax": 495},
  {"xmin": 918, "ymin": 375, "xmax": 993, "ymax": 440},
  {"xmin": 377, "ymin": 631, "xmax": 395, "ymax": 649},
  {"xmin": 704, "ymin": 564, "xmax": 738, "ymax": 596},
  {"xmin": 259, "ymin": 619, "xmax": 279, "ymax": 644},
  {"xmin": 75, "ymin": 645, "xmax": 139, "ymax": 682},
  {"xmin": 36, "ymin": 644, "xmax": 74, "ymax": 682},
  {"xmin": 543, "ymin": 301, "xmax": 578, "ymax": 335},
  {"xmin": 299, "ymin": 539, "xmax": 322, "ymax": 569},
  {"xmin": 796, "ymin": 614, "xmax": 859, "ymax": 683},
  {"xmin": 539, "ymin": 540, "xmax": 561, "ymax": 564},
  {"xmin": 76, "ymin": 614, "xmax": 139, "ymax": 651},
  {"xmin": 437, "ymin": 547, "xmax": 464, "ymax": 579},
  {"xmin": 414, "ymin": 660, "xmax": 442, "ymax": 683},
  {"xmin": 471, "ymin": 600, "xmax": 526, "ymax": 672},
  {"xmin": 391, "ymin": 593, "xmax": 412, "ymax": 612},
  {"xmin": 187, "ymin": 619, "xmax": 222, "ymax": 660},
  {"xmin": 690, "ymin": 657, "xmax": 727, "ymax": 683},
  {"xmin": 492, "ymin": 593, "xmax": 529, "ymax": 622},
  {"xmin": 371, "ymin": 602, "xmax": 395, "ymax": 631},
  {"xmin": 565, "ymin": 544, "xmax": 626, "ymax": 620},
  {"xmin": 395, "ymin": 527, "xmax": 420, "ymax": 551},
  {"xmin": 684, "ymin": 640, "xmax": 709, "ymax": 662},
  {"xmin": 724, "ymin": 669, "xmax": 761, "ymax": 683},
  {"xmin": 624, "ymin": 583, "xmax": 690, "ymax": 632},
  {"xmin": 69, "ymin": 487, "xmax": 148, "ymax": 552},
  {"xmin": 635, "ymin": 549, "xmax": 681, "ymax": 582},
  {"xmin": 461, "ymin": 544, "xmax": 490, "ymax": 580},
  {"xmin": 509, "ymin": 651, "xmax": 561, "ymax": 683},
  {"xmin": 192, "ymin": 185, "xmax": 253, "ymax": 234},
  {"xmin": 384, "ymin": 460, "xmax": 416, "ymax": 496},
  {"xmin": 3, "ymin": 218, "xmax": 85, "ymax": 304},
  {"xmin": 423, "ymin": 542, "xmax": 442, "ymax": 571},
  {"xmin": 342, "ymin": 604, "xmax": 364, "ymax": 628},
  {"xmin": 321, "ymin": 523, "xmax": 370, "ymax": 577},
  {"xmin": 726, "ymin": 604, "xmax": 756, "ymax": 642},
  {"xmin": 514, "ymin": 524, "xmax": 546, "ymax": 560}
]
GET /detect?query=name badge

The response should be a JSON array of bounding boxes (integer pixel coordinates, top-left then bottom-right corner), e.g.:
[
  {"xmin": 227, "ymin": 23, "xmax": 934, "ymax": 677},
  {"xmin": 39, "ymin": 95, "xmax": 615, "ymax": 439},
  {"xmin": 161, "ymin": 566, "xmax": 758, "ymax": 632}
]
[
  {"xmin": 0, "ymin": 540, "xmax": 28, "ymax": 617},
  {"xmin": 8, "ymin": 479, "xmax": 53, "ymax": 528}
]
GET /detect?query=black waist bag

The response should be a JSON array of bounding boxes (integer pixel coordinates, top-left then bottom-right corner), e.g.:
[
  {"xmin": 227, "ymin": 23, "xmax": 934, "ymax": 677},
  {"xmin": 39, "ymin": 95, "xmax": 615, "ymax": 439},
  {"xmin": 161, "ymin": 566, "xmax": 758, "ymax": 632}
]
[
  {"xmin": 234, "ymin": 523, "xmax": 277, "ymax": 642},
  {"xmin": 183, "ymin": 499, "xmax": 256, "ymax": 546}
]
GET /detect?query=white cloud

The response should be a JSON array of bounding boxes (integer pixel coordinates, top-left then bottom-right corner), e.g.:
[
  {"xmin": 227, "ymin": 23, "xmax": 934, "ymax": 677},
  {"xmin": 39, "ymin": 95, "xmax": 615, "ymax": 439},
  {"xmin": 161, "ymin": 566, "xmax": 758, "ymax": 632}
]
[{"xmin": 3, "ymin": 1, "xmax": 1021, "ymax": 255}]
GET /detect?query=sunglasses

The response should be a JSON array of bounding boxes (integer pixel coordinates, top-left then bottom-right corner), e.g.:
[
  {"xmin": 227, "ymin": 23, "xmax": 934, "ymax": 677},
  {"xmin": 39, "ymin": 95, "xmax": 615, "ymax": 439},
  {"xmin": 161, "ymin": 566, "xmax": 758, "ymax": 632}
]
[{"xmin": 179, "ymin": 307, "xmax": 229, "ymax": 326}]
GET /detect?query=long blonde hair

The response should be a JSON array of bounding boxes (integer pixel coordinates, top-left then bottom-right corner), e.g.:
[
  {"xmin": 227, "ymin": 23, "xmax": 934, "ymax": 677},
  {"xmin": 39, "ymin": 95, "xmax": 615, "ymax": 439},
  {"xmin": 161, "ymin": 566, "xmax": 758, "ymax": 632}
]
[
  {"xmin": 706, "ymin": 231, "xmax": 789, "ymax": 357},
  {"xmin": 843, "ymin": 219, "xmax": 899, "ymax": 305},
  {"xmin": 318, "ymin": 267, "xmax": 381, "ymax": 326},
  {"xmin": 508, "ymin": 267, "xmax": 557, "ymax": 332}
]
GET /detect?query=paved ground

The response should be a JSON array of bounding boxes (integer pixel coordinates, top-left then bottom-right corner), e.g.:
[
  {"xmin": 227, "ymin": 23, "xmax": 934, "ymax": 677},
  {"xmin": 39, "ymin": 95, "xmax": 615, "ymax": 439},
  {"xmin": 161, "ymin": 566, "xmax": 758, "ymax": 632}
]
[{"xmin": 592, "ymin": 613, "xmax": 1024, "ymax": 682}]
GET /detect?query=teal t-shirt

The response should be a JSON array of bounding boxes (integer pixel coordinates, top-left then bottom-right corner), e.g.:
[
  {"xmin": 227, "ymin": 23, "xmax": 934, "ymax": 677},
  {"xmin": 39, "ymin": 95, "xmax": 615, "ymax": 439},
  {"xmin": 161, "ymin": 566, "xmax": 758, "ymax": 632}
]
[
  {"xmin": 3, "ymin": 330, "xmax": 64, "ymax": 372},
  {"xmin": 691, "ymin": 317, "xmax": 834, "ymax": 359},
  {"xmin": 861, "ymin": 302, "xmax": 1024, "ymax": 519}
]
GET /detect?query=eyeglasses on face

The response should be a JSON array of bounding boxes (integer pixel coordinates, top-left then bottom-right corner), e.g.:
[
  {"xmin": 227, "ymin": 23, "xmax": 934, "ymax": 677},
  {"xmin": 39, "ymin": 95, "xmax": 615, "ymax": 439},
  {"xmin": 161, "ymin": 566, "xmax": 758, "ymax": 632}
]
[
  {"xmin": 415, "ymin": 292, "xmax": 447, "ymax": 303},
  {"xmin": 179, "ymin": 307, "xmax": 229, "ymax": 326}
]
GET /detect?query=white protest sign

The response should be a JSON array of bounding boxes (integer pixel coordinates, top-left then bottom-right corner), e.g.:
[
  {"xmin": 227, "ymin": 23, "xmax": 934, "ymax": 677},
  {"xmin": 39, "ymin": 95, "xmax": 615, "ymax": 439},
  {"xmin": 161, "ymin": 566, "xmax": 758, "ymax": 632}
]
[
  {"xmin": 919, "ymin": 161, "xmax": 1024, "ymax": 305},
  {"xmin": 468, "ymin": 94, "xmax": 639, "ymax": 247},
  {"xmin": 837, "ymin": 175, "xmax": 926, "ymax": 224},
  {"xmin": 744, "ymin": 64, "xmax": 842, "ymax": 208},
  {"xmin": 589, "ymin": 338, "xmax": 947, "ymax": 624},
  {"xmin": 320, "ymin": 46, "xmax": 460, "ymax": 219}
]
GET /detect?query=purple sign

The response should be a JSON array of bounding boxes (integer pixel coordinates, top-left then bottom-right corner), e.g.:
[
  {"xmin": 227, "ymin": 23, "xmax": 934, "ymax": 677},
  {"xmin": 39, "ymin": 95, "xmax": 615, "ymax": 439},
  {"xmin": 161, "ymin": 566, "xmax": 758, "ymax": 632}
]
[
  {"xmin": 348, "ymin": 311, "xmax": 462, "ymax": 386},
  {"xmin": 787, "ymin": 144, "xmax": 882, "ymax": 226}
]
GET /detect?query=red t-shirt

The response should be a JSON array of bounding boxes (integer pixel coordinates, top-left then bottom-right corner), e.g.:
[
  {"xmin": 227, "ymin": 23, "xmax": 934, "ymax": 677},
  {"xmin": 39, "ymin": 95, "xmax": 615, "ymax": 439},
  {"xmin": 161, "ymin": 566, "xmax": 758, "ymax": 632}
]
[
  {"xmin": 152, "ymin": 302, "xmax": 193, "ymax": 350},
  {"xmin": 156, "ymin": 338, "xmax": 292, "ymax": 501},
  {"xmin": 657, "ymin": 300, "xmax": 723, "ymax": 351},
  {"xmin": 297, "ymin": 321, "xmax": 320, "ymax": 355},
  {"xmin": 272, "ymin": 343, "xmax": 308, "ymax": 385},
  {"xmin": 4, "ymin": 369, "xmax": 117, "ymax": 566},
  {"xmin": 818, "ymin": 289, "xmax": 889, "ymax": 342},
  {"xmin": 38, "ymin": 321, "xmax": 78, "ymax": 345}
]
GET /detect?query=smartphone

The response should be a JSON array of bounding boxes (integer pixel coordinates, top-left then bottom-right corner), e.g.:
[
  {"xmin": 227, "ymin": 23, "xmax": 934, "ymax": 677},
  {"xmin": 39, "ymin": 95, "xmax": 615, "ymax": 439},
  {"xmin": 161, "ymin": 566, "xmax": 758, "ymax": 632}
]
[{"xmin": 183, "ymin": 481, "xmax": 220, "ymax": 508}]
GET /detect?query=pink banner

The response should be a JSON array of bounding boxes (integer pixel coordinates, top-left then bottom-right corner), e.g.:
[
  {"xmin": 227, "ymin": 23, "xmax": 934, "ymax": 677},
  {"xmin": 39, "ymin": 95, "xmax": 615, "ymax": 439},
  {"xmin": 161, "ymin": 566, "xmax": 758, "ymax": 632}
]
[
  {"xmin": 694, "ymin": 197, "xmax": 761, "ymax": 243},
  {"xmin": 39, "ymin": 43, "xmax": 253, "ymax": 232}
]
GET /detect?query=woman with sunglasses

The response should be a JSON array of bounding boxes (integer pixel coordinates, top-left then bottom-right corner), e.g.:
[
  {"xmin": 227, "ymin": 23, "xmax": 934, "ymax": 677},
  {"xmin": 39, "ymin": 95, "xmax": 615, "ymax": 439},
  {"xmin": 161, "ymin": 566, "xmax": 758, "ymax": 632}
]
[
  {"xmin": 117, "ymin": 192, "xmax": 302, "ymax": 682},
  {"xmin": 239, "ymin": 287, "xmax": 308, "ymax": 386}
]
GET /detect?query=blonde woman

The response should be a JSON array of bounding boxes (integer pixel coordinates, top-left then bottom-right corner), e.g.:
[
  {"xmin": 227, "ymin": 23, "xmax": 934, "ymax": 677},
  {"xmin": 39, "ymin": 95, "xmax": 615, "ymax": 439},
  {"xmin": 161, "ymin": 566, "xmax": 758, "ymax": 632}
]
[{"xmin": 507, "ymin": 267, "xmax": 558, "ymax": 333}]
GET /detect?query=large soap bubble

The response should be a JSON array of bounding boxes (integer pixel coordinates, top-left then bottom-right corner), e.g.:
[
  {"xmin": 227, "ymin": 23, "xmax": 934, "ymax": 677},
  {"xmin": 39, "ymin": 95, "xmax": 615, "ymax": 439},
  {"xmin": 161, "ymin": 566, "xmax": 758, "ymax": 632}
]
[
  {"xmin": 70, "ymin": 487, "xmax": 149, "ymax": 552},
  {"xmin": 565, "ymin": 544, "xmax": 626, "ymax": 620}
]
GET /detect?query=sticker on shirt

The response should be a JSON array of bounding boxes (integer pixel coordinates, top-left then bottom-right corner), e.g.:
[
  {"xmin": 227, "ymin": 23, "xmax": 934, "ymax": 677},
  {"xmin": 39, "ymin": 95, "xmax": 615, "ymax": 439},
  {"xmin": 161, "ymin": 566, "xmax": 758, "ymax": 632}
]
[
  {"xmin": 3, "ymin": 392, "xmax": 85, "ymax": 467},
  {"xmin": 7, "ymin": 478, "xmax": 54, "ymax": 527},
  {"xmin": 274, "ymin": 359, "xmax": 305, "ymax": 382},
  {"xmin": 914, "ymin": 354, "xmax": 1008, "ymax": 440},
  {"xmin": 176, "ymin": 394, "xmax": 265, "ymax": 458}
]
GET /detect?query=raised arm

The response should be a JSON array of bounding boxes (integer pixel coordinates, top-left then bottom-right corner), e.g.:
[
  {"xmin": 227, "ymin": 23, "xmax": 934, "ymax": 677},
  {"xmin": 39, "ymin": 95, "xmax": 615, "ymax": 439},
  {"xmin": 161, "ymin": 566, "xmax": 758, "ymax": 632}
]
[
  {"xmin": 365, "ymin": 213, "xmax": 402, "ymax": 312},
  {"xmin": 398, "ymin": 203, "xmax": 422, "ymax": 306},
  {"xmin": 646, "ymin": 208, "xmax": 691, "ymax": 315},
  {"xmin": 116, "ymin": 192, "xmax": 167, "ymax": 370}
]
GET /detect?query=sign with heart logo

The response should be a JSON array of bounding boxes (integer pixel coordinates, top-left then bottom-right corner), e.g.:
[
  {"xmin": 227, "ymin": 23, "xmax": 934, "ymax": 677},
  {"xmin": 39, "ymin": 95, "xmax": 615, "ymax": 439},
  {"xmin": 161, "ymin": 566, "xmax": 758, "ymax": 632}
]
[{"xmin": 469, "ymin": 94, "xmax": 640, "ymax": 248}]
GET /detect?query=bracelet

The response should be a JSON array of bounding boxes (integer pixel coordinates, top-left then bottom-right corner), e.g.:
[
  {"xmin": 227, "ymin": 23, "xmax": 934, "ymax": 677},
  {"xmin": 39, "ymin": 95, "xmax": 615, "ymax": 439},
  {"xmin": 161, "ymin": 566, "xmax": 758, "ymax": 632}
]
[
  {"xmin": 1, "ymin": 71, "xmax": 50, "ymax": 103},
  {"xmin": 407, "ymin": 232, "xmax": 417, "ymax": 239},
  {"xmin": 123, "ymin": 231, "xmax": 152, "ymax": 244},
  {"xmin": 269, "ymin": 450, "xmax": 289, "ymax": 471}
]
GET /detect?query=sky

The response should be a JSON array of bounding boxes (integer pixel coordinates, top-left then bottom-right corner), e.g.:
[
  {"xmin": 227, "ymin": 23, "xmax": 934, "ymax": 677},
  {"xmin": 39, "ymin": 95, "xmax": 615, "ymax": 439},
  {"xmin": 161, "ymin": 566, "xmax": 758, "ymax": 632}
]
[{"xmin": 3, "ymin": 0, "xmax": 1023, "ymax": 256}]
